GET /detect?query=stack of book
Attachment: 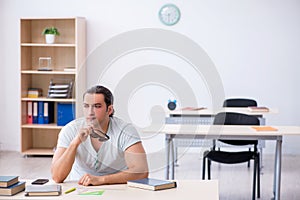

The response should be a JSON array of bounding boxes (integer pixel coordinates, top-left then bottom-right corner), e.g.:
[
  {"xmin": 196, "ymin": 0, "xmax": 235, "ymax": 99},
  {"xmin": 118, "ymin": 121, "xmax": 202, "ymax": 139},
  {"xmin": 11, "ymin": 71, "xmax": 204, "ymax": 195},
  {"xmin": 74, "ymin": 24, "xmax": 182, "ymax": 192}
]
[{"xmin": 0, "ymin": 176, "xmax": 25, "ymax": 196}]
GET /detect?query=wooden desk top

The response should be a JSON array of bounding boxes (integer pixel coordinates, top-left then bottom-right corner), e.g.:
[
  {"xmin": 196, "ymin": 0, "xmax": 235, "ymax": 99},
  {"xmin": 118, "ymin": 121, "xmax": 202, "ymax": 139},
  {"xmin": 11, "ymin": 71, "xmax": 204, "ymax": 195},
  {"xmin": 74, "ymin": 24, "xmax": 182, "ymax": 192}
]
[
  {"xmin": 169, "ymin": 107, "xmax": 278, "ymax": 116},
  {"xmin": 143, "ymin": 124, "xmax": 300, "ymax": 138},
  {"xmin": 0, "ymin": 180, "xmax": 219, "ymax": 200}
]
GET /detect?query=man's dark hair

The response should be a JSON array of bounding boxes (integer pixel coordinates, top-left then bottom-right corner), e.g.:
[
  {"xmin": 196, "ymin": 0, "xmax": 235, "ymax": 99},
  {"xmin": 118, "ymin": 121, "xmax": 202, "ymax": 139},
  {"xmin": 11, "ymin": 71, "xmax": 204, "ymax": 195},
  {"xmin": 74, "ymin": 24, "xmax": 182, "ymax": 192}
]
[{"xmin": 83, "ymin": 85, "xmax": 114, "ymax": 117}]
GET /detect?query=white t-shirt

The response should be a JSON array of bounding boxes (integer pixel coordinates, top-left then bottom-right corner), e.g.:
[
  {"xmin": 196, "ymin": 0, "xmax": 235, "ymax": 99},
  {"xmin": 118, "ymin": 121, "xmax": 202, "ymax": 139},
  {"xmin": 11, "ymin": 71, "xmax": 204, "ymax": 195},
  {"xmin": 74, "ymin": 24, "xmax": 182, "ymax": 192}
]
[{"xmin": 57, "ymin": 117, "xmax": 141, "ymax": 180}]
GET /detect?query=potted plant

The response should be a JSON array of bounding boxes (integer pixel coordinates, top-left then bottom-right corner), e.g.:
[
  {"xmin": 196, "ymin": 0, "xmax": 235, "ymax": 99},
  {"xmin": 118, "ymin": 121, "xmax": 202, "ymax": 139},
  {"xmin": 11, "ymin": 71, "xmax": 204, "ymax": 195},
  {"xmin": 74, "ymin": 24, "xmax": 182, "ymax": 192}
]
[{"xmin": 42, "ymin": 27, "xmax": 60, "ymax": 44}]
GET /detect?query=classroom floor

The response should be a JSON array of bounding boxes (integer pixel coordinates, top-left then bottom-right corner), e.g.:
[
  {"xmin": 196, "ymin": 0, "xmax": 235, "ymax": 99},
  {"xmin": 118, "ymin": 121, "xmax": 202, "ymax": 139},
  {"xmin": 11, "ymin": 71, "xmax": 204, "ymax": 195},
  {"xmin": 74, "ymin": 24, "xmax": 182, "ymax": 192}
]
[{"xmin": 0, "ymin": 150, "xmax": 299, "ymax": 200}]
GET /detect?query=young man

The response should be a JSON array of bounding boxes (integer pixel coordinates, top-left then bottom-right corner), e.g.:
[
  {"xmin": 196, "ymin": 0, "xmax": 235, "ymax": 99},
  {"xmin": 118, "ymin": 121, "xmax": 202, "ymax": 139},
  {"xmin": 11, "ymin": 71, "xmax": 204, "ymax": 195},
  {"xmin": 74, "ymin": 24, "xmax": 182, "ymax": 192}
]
[{"xmin": 51, "ymin": 85, "xmax": 148, "ymax": 186}]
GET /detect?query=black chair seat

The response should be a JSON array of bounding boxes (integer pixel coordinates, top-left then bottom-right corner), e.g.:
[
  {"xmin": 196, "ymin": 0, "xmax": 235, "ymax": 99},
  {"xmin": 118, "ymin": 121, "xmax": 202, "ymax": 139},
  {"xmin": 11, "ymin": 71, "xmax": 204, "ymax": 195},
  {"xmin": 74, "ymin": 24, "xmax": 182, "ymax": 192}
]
[{"xmin": 204, "ymin": 150, "xmax": 257, "ymax": 164}]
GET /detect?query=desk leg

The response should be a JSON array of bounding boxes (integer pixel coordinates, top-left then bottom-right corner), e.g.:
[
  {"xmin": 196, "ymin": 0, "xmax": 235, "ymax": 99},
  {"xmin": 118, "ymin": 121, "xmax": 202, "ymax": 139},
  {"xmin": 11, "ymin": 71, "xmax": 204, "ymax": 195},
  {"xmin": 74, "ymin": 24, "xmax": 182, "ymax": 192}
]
[
  {"xmin": 273, "ymin": 138, "xmax": 282, "ymax": 200},
  {"xmin": 165, "ymin": 135, "xmax": 170, "ymax": 180},
  {"xmin": 170, "ymin": 138, "xmax": 175, "ymax": 179}
]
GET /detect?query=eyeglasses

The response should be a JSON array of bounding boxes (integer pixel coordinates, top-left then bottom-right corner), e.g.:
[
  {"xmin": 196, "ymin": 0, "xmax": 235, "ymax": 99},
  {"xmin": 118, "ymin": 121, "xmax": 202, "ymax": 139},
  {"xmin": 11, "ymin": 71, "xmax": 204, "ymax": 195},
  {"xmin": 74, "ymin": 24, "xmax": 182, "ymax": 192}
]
[{"xmin": 90, "ymin": 127, "xmax": 110, "ymax": 142}]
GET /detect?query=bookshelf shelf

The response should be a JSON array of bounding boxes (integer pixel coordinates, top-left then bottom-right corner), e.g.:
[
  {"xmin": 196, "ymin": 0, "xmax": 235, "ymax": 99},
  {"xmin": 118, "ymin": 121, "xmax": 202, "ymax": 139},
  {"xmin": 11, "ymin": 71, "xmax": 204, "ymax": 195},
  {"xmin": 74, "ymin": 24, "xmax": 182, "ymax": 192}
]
[
  {"xmin": 21, "ymin": 97, "xmax": 76, "ymax": 102},
  {"xmin": 21, "ymin": 124, "xmax": 63, "ymax": 129},
  {"xmin": 21, "ymin": 70, "xmax": 76, "ymax": 75},
  {"xmin": 21, "ymin": 43, "xmax": 76, "ymax": 47},
  {"xmin": 22, "ymin": 148, "xmax": 55, "ymax": 156},
  {"xmin": 20, "ymin": 17, "xmax": 86, "ymax": 156}
]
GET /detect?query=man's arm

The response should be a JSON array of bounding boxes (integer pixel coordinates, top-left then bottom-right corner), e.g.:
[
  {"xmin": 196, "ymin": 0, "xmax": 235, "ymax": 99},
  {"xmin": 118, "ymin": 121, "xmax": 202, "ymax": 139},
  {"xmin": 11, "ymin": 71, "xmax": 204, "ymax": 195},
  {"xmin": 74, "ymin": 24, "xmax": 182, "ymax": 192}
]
[
  {"xmin": 51, "ymin": 127, "xmax": 91, "ymax": 183},
  {"xmin": 78, "ymin": 141, "xmax": 149, "ymax": 186}
]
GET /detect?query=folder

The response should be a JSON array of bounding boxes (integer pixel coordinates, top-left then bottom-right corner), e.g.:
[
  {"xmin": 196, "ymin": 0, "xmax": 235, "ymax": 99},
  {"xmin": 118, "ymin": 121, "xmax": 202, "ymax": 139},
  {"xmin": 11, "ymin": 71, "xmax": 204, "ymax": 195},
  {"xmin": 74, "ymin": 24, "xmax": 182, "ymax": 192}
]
[
  {"xmin": 33, "ymin": 102, "xmax": 38, "ymax": 124},
  {"xmin": 27, "ymin": 101, "xmax": 33, "ymax": 124},
  {"xmin": 38, "ymin": 101, "xmax": 44, "ymax": 124},
  {"xmin": 43, "ymin": 102, "xmax": 54, "ymax": 124}
]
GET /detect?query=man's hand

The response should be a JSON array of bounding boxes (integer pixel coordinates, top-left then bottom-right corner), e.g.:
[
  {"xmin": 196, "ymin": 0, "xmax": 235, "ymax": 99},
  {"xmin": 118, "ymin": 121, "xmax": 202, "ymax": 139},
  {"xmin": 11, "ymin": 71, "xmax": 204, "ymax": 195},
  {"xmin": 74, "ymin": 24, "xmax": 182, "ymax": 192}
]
[
  {"xmin": 73, "ymin": 126, "xmax": 93, "ymax": 146},
  {"xmin": 78, "ymin": 174, "xmax": 104, "ymax": 186}
]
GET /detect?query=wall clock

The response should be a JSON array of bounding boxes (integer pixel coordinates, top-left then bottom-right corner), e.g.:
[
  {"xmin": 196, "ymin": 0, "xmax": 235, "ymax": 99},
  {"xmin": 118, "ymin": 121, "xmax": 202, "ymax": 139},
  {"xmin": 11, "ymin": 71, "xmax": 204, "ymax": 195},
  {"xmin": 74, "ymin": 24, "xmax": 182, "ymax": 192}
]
[{"xmin": 159, "ymin": 4, "xmax": 181, "ymax": 26}]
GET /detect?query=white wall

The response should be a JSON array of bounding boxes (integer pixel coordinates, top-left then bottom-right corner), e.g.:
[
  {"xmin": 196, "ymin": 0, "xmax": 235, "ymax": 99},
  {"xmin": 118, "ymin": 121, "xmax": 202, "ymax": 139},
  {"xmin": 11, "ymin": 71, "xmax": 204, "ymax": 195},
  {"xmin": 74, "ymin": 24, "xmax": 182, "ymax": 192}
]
[{"xmin": 0, "ymin": 0, "xmax": 300, "ymax": 154}]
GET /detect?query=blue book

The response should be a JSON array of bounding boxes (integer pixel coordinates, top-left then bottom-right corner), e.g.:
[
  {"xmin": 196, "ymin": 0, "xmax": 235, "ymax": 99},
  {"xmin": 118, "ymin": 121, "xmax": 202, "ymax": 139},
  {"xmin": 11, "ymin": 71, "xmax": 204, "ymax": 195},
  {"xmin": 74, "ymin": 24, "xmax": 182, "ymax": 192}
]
[
  {"xmin": 0, "ymin": 181, "xmax": 25, "ymax": 196},
  {"xmin": 0, "ymin": 176, "xmax": 18, "ymax": 187},
  {"xmin": 127, "ymin": 178, "xmax": 177, "ymax": 191}
]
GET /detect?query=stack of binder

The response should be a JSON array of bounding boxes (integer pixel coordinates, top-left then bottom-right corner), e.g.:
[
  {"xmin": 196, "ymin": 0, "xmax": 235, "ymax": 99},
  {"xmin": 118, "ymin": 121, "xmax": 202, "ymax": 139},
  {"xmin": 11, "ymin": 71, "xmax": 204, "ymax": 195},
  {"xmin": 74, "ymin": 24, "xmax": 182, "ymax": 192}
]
[
  {"xmin": 27, "ymin": 101, "xmax": 54, "ymax": 124},
  {"xmin": 47, "ymin": 79, "xmax": 73, "ymax": 98}
]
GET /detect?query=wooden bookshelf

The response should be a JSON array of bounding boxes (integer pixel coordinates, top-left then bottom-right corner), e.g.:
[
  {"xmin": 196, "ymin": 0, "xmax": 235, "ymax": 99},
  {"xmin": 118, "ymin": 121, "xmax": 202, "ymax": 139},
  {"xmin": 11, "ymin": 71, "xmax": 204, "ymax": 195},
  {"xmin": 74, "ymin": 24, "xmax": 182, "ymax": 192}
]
[{"xmin": 20, "ymin": 17, "xmax": 86, "ymax": 156}]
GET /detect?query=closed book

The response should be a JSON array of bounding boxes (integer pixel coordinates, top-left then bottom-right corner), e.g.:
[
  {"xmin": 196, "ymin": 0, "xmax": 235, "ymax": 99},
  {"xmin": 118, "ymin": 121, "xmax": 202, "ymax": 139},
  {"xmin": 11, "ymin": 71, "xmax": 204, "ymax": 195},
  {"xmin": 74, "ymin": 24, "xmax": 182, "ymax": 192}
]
[
  {"xmin": 127, "ymin": 178, "xmax": 177, "ymax": 191},
  {"xmin": 0, "ymin": 176, "xmax": 18, "ymax": 187},
  {"xmin": 252, "ymin": 126, "xmax": 278, "ymax": 131},
  {"xmin": 25, "ymin": 184, "xmax": 61, "ymax": 196},
  {"xmin": 0, "ymin": 181, "xmax": 25, "ymax": 196},
  {"xmin": 248, "ymin": 106, "xmax": 269, "ymax": 112}
]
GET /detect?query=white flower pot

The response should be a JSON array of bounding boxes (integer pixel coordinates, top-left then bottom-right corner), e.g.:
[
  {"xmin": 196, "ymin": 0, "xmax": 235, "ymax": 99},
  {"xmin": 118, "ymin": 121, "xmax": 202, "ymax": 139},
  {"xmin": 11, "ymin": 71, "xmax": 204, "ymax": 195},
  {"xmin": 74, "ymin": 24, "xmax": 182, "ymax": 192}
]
[{"xmin": 45, "ymin": 34, "xmax": 56, "ymax": 44}]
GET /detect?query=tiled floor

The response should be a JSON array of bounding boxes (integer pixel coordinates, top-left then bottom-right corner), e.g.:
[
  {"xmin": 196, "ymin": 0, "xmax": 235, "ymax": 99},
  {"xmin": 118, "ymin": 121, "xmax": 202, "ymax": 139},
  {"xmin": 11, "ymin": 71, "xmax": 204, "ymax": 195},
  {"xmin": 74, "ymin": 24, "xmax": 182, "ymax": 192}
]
[{"xmin": 0, "ymin": 151, "xmax": 299, "ymax": 199}]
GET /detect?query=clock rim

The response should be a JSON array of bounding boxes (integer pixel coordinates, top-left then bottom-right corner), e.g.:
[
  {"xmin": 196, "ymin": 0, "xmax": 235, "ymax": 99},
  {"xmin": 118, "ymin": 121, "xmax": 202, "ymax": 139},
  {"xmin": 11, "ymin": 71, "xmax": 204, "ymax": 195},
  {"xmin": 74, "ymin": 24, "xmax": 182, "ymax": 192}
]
[{"xmin": 158, "ymin": 4, "xmax": 181, "ymax": 26}]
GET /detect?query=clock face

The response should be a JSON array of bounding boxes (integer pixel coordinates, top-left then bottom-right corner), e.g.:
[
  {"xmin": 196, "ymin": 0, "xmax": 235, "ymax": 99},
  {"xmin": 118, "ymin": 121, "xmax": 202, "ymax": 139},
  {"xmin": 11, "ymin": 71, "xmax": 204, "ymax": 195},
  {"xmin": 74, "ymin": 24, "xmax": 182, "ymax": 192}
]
[{"xmin": 159, "ymin": 4, "xmax": 181, "ymax": 26}]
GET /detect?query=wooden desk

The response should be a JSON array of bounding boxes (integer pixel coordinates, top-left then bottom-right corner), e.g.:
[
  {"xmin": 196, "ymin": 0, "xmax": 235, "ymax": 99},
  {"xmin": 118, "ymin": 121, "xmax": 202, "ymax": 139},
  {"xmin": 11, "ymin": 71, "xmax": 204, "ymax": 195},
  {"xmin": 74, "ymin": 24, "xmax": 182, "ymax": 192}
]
[
  {"xmin": 0, "ymin": 180, "xmax": 219, "ymax": 200},
  {"xmin": 167, "ymin": 107, "xmax": 277, "ymax": 167},
  {"xmin": 143, "ymin": 124, "xmax": 300, "ymax": 200}
]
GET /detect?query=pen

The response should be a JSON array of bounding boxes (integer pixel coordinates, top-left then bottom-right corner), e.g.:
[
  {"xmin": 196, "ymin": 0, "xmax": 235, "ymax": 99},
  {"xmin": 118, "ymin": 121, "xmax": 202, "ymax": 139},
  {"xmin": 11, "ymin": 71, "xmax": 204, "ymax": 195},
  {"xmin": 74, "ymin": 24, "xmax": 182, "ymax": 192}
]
[{"xmin": 65, "ymin": 187, "xmax": 76, "ymax": 194}]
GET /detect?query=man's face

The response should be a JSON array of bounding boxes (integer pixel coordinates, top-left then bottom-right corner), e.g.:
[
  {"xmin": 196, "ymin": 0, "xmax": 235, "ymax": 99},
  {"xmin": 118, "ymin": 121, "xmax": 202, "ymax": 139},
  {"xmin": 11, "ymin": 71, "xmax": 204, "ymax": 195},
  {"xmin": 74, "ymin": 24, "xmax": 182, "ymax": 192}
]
[{"xmin": 83, "ymin": 93, "xmax": 113, "ymax": 125}]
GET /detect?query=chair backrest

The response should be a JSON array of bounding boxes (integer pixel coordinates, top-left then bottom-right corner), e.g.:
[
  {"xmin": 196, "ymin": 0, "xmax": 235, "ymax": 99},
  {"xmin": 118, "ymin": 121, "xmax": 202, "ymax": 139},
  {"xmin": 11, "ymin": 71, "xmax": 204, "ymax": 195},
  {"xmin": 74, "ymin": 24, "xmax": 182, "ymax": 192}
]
[
  {"xmin": 214, "ymin": 112, "xmax": 260, "ymax": 146},
  {"xmin": 223, "ymin": 98, "xmax": 257, "ymax": 107}
]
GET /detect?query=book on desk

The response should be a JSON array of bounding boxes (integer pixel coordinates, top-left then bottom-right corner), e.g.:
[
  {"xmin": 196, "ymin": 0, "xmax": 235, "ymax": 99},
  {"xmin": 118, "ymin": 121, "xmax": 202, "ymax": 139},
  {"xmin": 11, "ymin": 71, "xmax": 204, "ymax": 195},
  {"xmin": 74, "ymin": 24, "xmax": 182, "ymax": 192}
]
[
  {"xmin": 248, "ymin": 106, "xmax": 269, "ymax": 112},
  {"xmin": 25, "ymin": 184, "xmax": 62, "ymax": 196},
  {"xmin": 0, "ymin": 176, "xmax": 25, "ymax": 196},
  {"xmin": 127, "ymin": 178, "xmax": 177, "ymax": 191}
]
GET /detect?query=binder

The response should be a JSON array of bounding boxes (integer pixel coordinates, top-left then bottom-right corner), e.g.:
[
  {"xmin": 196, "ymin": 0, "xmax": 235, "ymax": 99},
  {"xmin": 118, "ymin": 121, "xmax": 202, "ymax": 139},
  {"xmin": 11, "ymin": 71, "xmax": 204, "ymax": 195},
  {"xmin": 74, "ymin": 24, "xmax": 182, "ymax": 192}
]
[
  {"xmin": 27, "ymin": 101, "xmax": 33, "ymax": 124},
  {"xmin": 43, "ymin": 102, "xmax": 54, "ymax": 124},
  {"xmin": 38, "ymin": 101, "xmax": 44, "ymax": 124},
  {"xmin": 33, "ymin": 102, "xmax": 38, "ymax": 124}
]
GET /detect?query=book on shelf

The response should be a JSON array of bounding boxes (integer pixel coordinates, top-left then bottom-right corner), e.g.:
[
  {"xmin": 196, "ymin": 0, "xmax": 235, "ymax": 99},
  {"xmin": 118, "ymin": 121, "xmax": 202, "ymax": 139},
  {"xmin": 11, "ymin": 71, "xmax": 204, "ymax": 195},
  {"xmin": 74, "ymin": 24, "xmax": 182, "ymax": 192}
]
[
  {"xmin": 127, "ymin": 178, "xmax": 177, "ymax": 191},
  {"xmin": 0, "ymin": 181, "xmax": 25, "ymax": 196},
  {"xmin": 0, "ymin": 176, "xmax": 19, "ymax": 187},
  {"xmin": 25, "ymin": 184, "xmax": 62, "ymax": 196},
  {"xmin": 248, "ymin": 106, "xmax": 269, "ymax": 112}
]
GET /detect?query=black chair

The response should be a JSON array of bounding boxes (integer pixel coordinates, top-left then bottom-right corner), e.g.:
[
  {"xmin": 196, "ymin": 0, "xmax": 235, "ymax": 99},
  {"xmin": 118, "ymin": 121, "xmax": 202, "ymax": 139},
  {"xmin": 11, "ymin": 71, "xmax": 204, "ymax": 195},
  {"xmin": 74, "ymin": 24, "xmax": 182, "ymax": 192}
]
[
  {"xmin": 202, "ymin": 112, "xmax": 260, "ymax": 200},
  {"xmin": 223, "ymin": 98, "xmax": 257, "ymax": 107},
  {"xmin": 222, "ymin": 98, "xmax": 258, "ymax": 167}
]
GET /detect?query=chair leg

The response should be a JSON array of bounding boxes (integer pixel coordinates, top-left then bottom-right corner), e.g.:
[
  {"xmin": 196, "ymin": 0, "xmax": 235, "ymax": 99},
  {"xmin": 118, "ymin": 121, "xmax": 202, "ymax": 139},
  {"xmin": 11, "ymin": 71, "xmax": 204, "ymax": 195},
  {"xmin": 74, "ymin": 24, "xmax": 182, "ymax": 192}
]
[
  {"xmin": 252, "ymin": 158, "xmax": 257, "ymax": 200},
  {"xmin": 202, "ymin": 156, "xmax": 206, "ymax": 180},
  {"xmin": 248, "ymin": 148, "xmax": 251, "ymax": 168},
  {"xmin": 208, "ymin": 159, "xmax": 211, "ymax": 180},
  {"xmin": 257, "ymin": 154, "xmax": 261, "ymax": 198}
]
